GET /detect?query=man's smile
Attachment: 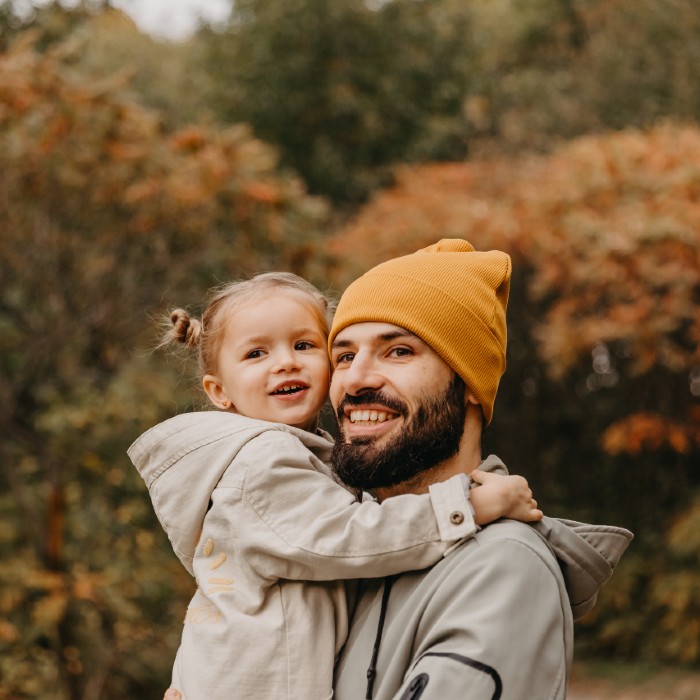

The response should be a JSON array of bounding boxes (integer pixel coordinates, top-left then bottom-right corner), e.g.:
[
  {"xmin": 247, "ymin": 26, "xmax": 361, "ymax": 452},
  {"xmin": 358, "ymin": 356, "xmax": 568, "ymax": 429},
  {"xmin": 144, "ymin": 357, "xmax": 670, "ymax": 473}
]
[
  {"xmin": 349, "ymin": 410, "xmax": 390, "ymax": 423},
  {"xmin": 340, "ymin": 403, "xmax": 402, "ymax": 438}
]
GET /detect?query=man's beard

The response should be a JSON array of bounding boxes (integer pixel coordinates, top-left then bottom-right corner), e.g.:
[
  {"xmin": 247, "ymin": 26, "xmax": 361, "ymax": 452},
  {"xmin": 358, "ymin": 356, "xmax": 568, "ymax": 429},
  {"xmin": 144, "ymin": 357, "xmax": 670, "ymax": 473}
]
[{"xmin": 331, "ymin": 374, "xmax": 467, "ymax": 492}]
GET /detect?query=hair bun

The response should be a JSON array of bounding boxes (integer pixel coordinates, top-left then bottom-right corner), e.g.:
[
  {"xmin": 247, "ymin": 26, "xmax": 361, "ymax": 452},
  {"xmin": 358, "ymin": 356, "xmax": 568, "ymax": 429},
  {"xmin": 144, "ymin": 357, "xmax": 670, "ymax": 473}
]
[{"xmin": 170, "ymin": 308, "xmax": 202, "ymax": 347}]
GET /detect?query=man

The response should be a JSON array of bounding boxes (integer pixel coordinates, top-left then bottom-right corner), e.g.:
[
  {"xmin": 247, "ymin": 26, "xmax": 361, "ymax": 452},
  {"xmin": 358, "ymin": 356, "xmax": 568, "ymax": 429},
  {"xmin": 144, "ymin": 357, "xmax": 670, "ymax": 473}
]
[
  {"xmin": 166, "ymin": 239, "xmax": 632, "ymax": 699},
  {"xmin": 326, "ymin": 238, "xmax": 631, "ymax": 699}
]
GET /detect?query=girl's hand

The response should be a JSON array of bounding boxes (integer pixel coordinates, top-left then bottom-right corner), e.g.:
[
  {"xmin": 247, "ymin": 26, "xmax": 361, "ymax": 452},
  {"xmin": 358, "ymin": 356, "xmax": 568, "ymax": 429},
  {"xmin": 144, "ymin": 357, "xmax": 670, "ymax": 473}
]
[{"xmin": 468, "ymin": 470, "xmax": 543, "ymax": 526}]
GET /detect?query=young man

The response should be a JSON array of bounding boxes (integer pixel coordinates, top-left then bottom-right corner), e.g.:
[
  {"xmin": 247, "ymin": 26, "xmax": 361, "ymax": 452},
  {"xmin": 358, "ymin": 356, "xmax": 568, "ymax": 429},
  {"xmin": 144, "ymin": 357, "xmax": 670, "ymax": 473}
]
[{"xmin": 327, "ymin": 239, "xmax": 632, "ymax": 699}]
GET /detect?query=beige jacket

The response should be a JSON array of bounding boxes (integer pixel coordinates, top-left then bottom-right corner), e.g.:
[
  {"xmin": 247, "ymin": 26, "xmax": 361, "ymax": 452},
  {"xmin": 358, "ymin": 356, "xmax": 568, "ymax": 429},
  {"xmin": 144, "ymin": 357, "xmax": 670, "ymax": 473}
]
[{"xmin": 128, "ymin": 411, "xmax": 481, "ymax": 700}]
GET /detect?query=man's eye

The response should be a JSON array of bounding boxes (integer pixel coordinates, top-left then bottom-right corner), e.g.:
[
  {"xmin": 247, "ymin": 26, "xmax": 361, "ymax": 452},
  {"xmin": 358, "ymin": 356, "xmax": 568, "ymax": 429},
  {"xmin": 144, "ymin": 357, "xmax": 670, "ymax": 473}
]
[
  {"xmin": 334, "ymin": 352, "xmax": 355, "ymax": 365},
  {"xmin": 245, "ymin": 349, "xmax": 264, "ymax": 359},
  {"xmin": 389, "ymin": 346, "xmax": 413, "ymax": 357}
]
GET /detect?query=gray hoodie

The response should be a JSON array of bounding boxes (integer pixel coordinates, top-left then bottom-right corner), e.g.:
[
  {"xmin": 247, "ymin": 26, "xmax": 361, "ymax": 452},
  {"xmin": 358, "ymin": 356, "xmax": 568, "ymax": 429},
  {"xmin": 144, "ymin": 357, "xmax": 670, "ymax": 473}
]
[{"xmin": 334, "ymin": 486, "xmax": 634, "ymax": 700}]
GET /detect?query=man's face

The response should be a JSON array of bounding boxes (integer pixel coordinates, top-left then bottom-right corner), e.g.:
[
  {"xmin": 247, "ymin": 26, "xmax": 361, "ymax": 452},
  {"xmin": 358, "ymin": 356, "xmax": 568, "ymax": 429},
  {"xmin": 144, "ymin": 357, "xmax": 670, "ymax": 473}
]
[{"xmin": 329, "ymin": 322, "xmax": 468, "ymax": 491}]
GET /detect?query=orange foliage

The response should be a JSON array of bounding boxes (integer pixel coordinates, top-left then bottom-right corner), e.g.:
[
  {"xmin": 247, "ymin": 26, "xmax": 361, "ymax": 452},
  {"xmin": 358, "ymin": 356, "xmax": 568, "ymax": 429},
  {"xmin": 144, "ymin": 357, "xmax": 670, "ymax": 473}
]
[
  {"xmin": 602, "ymin": 412, "xmax": 694, "ymax": 456},
  {"xmin": 0, "ymin": 37, "xmax": 327, "ymax": 272},
  {"xmin": 242, "ymin": 181, "xmax": 283, "ymax": 205},
  {"xmin": 327, "ymin": 160, "xmax": 522, "ymax": 280}
]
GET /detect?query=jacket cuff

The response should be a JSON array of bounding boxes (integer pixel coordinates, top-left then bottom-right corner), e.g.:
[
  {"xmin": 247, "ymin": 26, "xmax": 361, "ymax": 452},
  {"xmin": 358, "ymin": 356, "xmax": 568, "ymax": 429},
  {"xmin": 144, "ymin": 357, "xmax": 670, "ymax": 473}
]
[{"xmin": 428, "ymin": 474, "xmax": 478, "ymax": 542}]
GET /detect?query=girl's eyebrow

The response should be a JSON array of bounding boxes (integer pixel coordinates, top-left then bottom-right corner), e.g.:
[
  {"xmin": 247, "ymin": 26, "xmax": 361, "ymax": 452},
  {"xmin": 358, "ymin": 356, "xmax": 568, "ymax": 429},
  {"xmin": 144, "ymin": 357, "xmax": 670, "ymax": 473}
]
[
  {"xmin": 238, "ymin": 327, "xmax": 324, "ymax": 345},
  {"xmin": 237, "ymin": 335, "xmax": 270, "ymax": 345}
]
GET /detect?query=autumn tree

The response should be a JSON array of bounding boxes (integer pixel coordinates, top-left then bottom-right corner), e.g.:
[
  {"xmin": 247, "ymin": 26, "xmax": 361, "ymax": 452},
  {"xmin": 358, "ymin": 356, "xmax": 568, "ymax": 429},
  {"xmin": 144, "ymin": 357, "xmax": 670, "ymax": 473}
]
[
  {"xmin": 327, "ymin": 123, "xmax": 700, "ymax": 662},
  {"xmin": 0, "ymin": 33, "xmax": 327, "ymax": 699},
  {"xmin": 0, "ymin": 0, "xmax": 217, "ymax": 127},
  {"xmin": 465, "ymin": 0, "xmax": 700, "ymax": 152},
  {"xmin": 201, "ymin": 0, "xmax": 476, "ymax": 202}
]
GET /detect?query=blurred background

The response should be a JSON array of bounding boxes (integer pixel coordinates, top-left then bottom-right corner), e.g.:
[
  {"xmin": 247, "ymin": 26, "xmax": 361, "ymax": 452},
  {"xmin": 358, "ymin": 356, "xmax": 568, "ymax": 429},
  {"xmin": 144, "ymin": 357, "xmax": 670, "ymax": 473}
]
[{"xmin": 1, "ymin": 0, "xmax": 699, "ymax": 697}]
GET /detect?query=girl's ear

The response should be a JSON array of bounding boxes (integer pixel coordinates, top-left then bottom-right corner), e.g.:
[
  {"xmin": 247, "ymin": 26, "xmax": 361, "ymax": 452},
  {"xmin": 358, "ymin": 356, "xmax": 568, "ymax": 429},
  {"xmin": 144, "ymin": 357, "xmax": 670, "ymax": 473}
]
[{"xmin": 203, "ymin": 374, "xmax": 234, "ymax": 411}]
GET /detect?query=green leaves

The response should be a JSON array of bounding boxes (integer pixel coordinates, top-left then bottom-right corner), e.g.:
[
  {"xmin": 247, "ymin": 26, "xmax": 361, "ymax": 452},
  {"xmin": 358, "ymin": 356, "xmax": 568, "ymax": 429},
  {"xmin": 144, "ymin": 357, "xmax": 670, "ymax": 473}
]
[{"xmin": 204, "ymin": 0, "xmax": 477, "ymax": 202}]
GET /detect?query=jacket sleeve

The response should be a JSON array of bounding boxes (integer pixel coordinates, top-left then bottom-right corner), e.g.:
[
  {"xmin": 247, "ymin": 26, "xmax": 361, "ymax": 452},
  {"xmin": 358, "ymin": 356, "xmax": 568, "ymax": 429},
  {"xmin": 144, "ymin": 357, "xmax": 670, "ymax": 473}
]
[
  {"xmin": 235, "ymin": 431, "xmax": 478, "ymax": 581},
  {"xmin": 391, "ymin": 531, "xmax": 571, "ymax": 700}
]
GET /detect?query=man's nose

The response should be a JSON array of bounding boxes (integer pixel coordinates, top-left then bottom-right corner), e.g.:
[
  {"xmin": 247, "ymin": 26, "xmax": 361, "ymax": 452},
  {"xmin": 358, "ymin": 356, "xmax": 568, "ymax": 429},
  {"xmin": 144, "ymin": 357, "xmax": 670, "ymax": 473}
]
[{"xmin": 341, "ymin": 353, "xmax": 383, "ymax": 396}]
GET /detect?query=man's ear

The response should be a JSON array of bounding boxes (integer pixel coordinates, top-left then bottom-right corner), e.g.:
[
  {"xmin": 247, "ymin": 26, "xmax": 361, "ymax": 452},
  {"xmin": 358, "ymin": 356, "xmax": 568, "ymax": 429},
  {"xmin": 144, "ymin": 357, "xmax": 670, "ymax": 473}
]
[
  {"xmin": 203, "ymin": 374, "xmax": 234, "ymax": 411},
  {"xmin": 465, "ymin": 389, "xmax": 484, "ymax": 428},
  {"xmin": 465, "ymin": 389, "xmax": 480, "ymax": 406}
]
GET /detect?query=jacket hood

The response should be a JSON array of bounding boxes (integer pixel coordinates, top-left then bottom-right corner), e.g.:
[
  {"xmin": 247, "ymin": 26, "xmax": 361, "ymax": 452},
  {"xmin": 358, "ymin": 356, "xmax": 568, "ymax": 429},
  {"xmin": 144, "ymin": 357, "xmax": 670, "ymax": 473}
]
[
  {"xmin": 127, "ymin": 411, "xmax": 334, "ymax": 575},
  {"xmin": 478, "ymin": 454, "xmax": 633, "ymax": 620}
]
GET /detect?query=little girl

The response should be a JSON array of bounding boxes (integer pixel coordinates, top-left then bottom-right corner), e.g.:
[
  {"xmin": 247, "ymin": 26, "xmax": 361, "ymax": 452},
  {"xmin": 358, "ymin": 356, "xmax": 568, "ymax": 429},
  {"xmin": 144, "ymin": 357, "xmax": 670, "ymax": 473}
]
[{"xmin": 128, "ymin": 272, "xmax": 541, "ymax": 700}]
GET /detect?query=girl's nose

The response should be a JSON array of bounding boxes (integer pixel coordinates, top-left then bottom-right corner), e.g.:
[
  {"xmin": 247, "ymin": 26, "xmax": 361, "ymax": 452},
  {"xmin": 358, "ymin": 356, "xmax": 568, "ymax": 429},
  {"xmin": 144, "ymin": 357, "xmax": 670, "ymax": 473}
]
[{"xmin": 272, "ymin": 347, "xmax": 301, "ymax": 372}]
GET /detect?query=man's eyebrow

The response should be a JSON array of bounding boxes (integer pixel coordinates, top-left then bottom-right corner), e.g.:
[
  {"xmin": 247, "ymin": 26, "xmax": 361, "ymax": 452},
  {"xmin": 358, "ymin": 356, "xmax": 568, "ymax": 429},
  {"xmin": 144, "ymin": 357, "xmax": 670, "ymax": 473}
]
[
  {"xmin": 331, "ymin": 329, "xmax": 418, "ymax": 350},
  {"xmin": 378, "ymin": 330, "xmax": 417, "ymax": 342}
]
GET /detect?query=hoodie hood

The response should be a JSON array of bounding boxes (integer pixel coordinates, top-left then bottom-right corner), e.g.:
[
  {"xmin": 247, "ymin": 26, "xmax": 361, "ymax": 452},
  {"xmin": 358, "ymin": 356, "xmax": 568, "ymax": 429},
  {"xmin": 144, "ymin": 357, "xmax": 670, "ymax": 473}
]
[
  {"xmin": 533, "ymin": 516, "xmax": 633, "ymax": 620},
  {"xmin": 127, "ymin": 411, "xmax": 334, "ymax": 575}
]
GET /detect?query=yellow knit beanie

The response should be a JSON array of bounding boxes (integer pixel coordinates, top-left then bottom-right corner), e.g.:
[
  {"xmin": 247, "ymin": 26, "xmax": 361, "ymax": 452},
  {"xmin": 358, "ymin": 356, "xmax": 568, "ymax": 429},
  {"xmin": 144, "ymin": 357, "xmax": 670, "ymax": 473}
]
[{"xmin": 329, "ymin": 239, "xmax": 511, "ymax": 424}]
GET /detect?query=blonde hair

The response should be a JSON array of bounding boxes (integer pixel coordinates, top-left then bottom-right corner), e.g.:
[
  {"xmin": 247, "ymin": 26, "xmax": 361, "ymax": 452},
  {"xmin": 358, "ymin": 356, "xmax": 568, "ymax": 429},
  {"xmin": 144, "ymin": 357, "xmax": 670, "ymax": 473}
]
[{"xmin": 166, "ymin": 272, "xmax": 335, "ymax": 378}]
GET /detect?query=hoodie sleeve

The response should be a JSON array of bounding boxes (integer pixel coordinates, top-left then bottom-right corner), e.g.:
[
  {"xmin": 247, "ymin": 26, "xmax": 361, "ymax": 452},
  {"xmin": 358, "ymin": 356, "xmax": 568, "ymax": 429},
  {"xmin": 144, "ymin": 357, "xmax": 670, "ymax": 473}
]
[{"xmin": 235, "ymin": 431, "xmax": 478, "ymax": 581}]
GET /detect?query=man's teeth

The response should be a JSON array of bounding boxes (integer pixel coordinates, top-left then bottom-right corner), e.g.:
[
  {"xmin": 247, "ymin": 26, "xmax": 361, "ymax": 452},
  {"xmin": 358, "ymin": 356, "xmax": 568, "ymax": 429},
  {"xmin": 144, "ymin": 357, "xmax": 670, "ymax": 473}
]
[{"xmin": 349, "ymin": 410, "xmax": 391, "ymax": 423}]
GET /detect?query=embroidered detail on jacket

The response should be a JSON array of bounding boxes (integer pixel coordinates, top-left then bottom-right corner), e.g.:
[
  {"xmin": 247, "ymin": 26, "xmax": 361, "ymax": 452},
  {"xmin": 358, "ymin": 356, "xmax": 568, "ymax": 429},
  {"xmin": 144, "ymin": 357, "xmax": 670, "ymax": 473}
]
[
  {"xmin": 209, "ymin": 552, "xmax": 227, "ymax": 570},
  {"xmin": 200, "ymin": 539, "xmax": 233, "ymax": 592},
  {"xmin": 185, "ymin": 601, "xmax": 222, "ymax": 625},
  {"xmin": 208, "ymin": 577, "xmax": 234, "ymax": 594}
]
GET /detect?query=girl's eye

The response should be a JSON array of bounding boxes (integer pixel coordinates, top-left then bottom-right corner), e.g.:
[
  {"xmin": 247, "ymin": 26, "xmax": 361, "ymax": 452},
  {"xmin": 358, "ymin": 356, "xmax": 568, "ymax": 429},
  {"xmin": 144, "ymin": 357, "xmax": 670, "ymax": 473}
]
[
  {"xmin": 295, "ymin": 341, "xmax": 315, "ymax": 351},
  {"xmin": 245, "ymin": 349, "xmax": 265, "ymax": 359}
]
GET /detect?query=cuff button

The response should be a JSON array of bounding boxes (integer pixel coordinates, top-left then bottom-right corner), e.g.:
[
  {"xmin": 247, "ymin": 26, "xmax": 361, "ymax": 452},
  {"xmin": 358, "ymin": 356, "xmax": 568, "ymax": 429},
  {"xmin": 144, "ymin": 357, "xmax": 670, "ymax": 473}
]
[{"xmin": 449, "ymin": 511, "xmax": 465, "ymax": 525}]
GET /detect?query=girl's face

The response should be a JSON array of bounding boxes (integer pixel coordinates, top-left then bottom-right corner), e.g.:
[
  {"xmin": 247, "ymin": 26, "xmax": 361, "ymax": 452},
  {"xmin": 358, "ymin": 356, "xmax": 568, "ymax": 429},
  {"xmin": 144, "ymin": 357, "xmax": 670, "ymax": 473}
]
[{"xmin": 203, "ymin": 294, "xmax": 330, "ymax": 431}]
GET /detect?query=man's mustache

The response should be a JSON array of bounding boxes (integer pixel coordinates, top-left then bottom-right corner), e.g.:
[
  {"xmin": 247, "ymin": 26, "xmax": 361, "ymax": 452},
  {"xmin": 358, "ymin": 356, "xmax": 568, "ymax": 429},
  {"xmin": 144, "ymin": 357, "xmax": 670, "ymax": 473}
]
[{"xmin": 335, "ymin": 391, "xmax": 408, "ymax": 421}]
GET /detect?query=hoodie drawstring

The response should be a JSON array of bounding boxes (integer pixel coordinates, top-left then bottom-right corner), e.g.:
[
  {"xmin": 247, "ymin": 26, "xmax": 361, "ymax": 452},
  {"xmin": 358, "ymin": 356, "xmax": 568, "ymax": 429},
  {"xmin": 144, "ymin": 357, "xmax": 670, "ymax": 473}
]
[{"xmin": 365, "ymin": 575, "xmax": 395, "ymax": 699}]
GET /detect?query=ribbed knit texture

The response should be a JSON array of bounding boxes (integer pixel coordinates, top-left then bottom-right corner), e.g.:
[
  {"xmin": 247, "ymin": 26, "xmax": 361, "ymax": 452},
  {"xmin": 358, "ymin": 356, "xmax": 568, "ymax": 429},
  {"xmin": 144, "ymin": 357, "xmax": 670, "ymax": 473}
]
[{"xmin": 329, "ymin": 239, "xmax": 511, "ymax": 424}]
